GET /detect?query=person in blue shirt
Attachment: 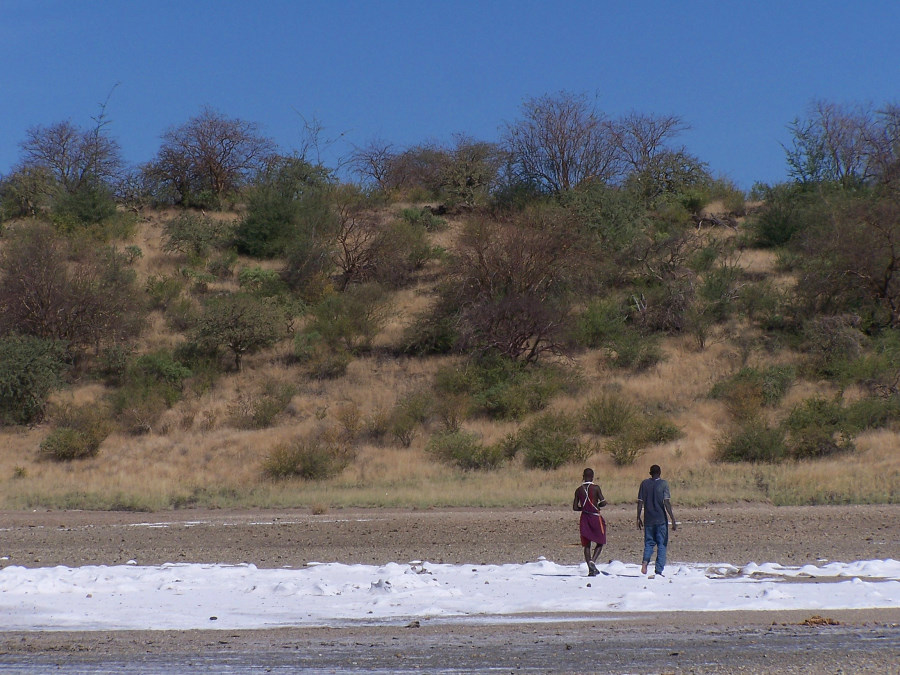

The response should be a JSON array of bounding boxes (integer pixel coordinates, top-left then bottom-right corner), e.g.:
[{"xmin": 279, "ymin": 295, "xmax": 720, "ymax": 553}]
[{"xmin": 636, "ymin": 464, "xmax": 677, "ymax": 577}]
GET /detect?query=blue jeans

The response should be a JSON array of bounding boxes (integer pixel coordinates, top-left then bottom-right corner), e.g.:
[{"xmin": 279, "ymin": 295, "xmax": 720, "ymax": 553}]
[{"xmin": 643, "ymin": 523, "xmax": 668, "ymax": 574}]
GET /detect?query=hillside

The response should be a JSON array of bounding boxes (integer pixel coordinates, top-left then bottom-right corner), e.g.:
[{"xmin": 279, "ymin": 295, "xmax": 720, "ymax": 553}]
[{"xmin": 0, "ymin": 201, "xmax": 898, "ymax": 511}]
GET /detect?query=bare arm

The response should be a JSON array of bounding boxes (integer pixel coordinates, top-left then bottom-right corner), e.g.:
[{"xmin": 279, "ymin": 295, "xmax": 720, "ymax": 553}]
[
  {"xmin": 664, "ymin": 498, "xmax": 677, "ymax": 531},
  {"xmin": 636, "ymin": 499, "xmax": 644, "ymax": 529}
]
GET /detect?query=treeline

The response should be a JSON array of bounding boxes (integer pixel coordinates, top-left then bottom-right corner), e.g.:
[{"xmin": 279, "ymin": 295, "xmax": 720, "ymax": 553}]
[{"xmin": 1, "ymin": 93, "xmax": 899, "ymax": 475}]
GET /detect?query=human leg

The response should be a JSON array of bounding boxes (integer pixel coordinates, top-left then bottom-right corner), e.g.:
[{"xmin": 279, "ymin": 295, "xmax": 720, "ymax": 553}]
[
  {"xmin": 650, "ymin": 523, "xmax": 669, "ymax": 574},
  {"xmin": 642, "ymin": 526, "xmax": 656, "ymax": 574},
  {"xmin": 590, "ymin": 544, "xmax": 603, "ymax": 563},
  {"xmin": 585, "ymin": 545, "xmax": 599, "ymax": 576}
]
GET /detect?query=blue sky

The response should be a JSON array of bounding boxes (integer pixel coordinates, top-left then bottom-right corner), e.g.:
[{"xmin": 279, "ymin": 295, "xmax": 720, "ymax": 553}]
[{"xmin": 1, "ymin": 0, "xmax": 898, "ymax": 190}]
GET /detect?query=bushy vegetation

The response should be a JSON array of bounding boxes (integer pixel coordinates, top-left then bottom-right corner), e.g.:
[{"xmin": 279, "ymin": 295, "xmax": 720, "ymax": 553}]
[
  {"xmin": 40, "ymin": 403, "xmax": 112, "ymax": 461},
  {"xmin": 2, "ymin": 93, "xmax": 899, "ymax": 507},
  {"xmin": 427, "ymin": 430, "xmax": 506, "ymax": 471},
  {"xmin": 710, "ymin": 365, "xmax": 796, "ymax": 420},
  {"xmin": 108, "ymin": 351, "xmax": 192, "ymax": 434},
  {"xmin": 262, "ymin": 438, "xmax": 354, "ymax": 480},
  {"xmin": 434, "ymin": 356, "xmax": 581, "ymax": 421},
  {"xmin": 504, "ymin": 411, "xmax": 590, "ymax": 469},
  {"xmin": 0, "ymin": 335, "xmax": 69, "ymax": 426}
]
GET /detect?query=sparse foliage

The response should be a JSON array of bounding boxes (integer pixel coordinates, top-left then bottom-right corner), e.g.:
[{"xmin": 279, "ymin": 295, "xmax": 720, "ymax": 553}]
[
  {"xmin": 146, "ymin": 107, "xmax": 276, "ymax": 207},
  {"xmin": 194, "ymin": 293, "xmax": 288, "ymax": 370},
  {"xmin": 503, "ymin": 91, "xmax": 620, "ymax": 193},
  {"xmin": 20, "ymin": 119, "xmax": 123, "ymax": 194},
  {"xmin": 447, "ymin": 208, "xmax": 588, "ymax": 361},
  {"xmin": 0, "ymin": 224, "xmax": 145, "ymax": 352}
]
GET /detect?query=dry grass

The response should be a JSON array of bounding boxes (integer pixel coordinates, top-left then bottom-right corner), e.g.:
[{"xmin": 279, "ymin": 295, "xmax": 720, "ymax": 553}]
[{"xmin": 1, "ymin": 207, "xmax": 898, "ymax": 511}]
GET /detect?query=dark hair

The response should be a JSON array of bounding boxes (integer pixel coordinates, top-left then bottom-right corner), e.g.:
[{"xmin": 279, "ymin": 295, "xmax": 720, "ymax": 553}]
[
  {"xmin": 649, "ymin": 464, "xmax": 661, "ymax": 476},
  {"xmin": 582, "ymin": 468, "xmax": 594, "ymax": 481}
]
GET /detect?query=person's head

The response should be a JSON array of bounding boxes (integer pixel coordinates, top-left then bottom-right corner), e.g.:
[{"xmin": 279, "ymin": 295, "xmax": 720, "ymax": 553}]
[
  {"xmin": 649, "ymin": 464, "xmax": 661, "ymax": 478},
  {"xmin": 582, "ymin": 468, "xmax": 594, "ymax": 482}
]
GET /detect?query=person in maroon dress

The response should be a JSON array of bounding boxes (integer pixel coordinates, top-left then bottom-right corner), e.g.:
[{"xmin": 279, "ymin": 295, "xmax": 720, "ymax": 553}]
[{"xmin": 573, "ymin": 467, "xmax": 608, "ymax": 576}]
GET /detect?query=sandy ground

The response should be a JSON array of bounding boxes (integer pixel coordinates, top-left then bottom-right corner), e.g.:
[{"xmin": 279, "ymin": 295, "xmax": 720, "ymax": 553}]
[{"xmin": 1, "ymin": 504, "xmax": 898, "ymax": 673}]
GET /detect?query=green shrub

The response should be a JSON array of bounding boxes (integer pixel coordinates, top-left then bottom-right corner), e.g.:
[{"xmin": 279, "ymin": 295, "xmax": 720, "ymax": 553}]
[
  {"xmin": 0, "ymin": 335, "xmax": 68, "ymax": 426},
  {"xmin": 400, "ymin": 206, "xmax": 446, "ymax": 232},
  {"xmin": 303, "ymin": 285, "xmax": 389, "ymax": 355},
  {"xmin": 698, "ymin": 263, "xmax": 742, "ymax": 323},
  {"xmin": 162, "ymin": 211, "xmax": 231, "ymax": 259},
  {"xmin": 382, "ymin": 389, "xmax": 434, "ymax": 447},
  {"xmin": 194, "ymin": 293, "xmax": 288, "ymax": 371},
  {"xmin": 630, "ymin": 414, "xmax": 681, "ymax": 445},
  {"xmin": 238, "ymin": 266, "xmax": 288, "ymax": 296},
  {"xmin": 513, "ymin": 412, "xmax": 589, "ymax": 470},
  {"xmin": 207, "ymin": 251, "xmax": 237, "ymax": 279},
  {"xmin": 748, "ymin": 182, "xmax": 822, "ymax": 248},
  {"xmin": 298, "ymin": 341, "xmax": 352, "ymax": 380},
  {"xmin": 710, "ymin": 366, "xmax": 795, "ymax": 420},
  {"xmin": 263, "ymin": 438, "xmax": 353, "ymax": 480},
  {"xmin": 145, "ymin": 274, "xmax": 185, "ymax": 311},
  {"xmin": 435, "ymin": 356, "xmax": 581, "ymax": 421},
  {"xmin": 51, "ymin": 183, "xmax": 117, "ymax": 228},
  {"xmin": 715, "ymin": 420, "xmax": 788, "ymax": 463},
  {"xmin": 605, "ymin": 436, "xmax": 644, "ymax": 466},
  {"xmin": 843, "ymin": 396, "xmax": 900, "ymax": 432},
  {"xmin": 580, "ymin": 392, "xmax": 636, "ymax": 436},
  {"xmin": 40, "ymin": 403, "xmax": 113, "ymax": 461},
  {"xmin": 608, "ymin": 330, "xmax": 663, "ymax": 370},
  {"xmin": 163, "ymin": 297, "xmax": 198, "ymax": 332},
  {"xmin": 235, "ymin": 158, "xmax": 334, "ymax": 258},
  {"xmin": 97, "ymin": 344, "xmax": 132, "ymax": 386},
  {"xmin": 789, "ymin": 428, "xmax": 855, "ymax": 460},
  {"xmin": 689, "ymin": 243, "xmax": 719, "ymax": 274},
  {"xmin": 433, "ymin": 392, "xmax": 471, "ymax": 431},
  {"xmin": 573, "ymin": 299, "xmax": 627, "ymax": 349},
  {"xmin": 400, "ymin": 311, "xmax": 458, "ymax": 356},
  {"xmin": 229, "ymin": 381, "xmax": 296, "ymax": 430},
  {"xmin": 109, "ymin": 351, "xmax": 192, "ymax": 434},
  {"xmin": 426, "ymin": 430, "xmax": 506, "ymax": 470},
  {"xmin": 781, "ymin": 397, "xmax": 855, "ymax": 459},
  {"xmin": 803, "ymin": 315, "xmax": 866, "ymax": 378},
  {"xmin": 739, "ymin": 280, "xmax": 783, "ymax": 324},
  {"xmin": 783, "ymin": 397, "xmax": 842, "ymax": 432}
]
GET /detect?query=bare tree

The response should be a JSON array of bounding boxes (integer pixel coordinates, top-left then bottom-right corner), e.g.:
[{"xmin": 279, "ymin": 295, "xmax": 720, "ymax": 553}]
[
  {"xmin": 331, "ymin": 188, "xmax": 382, "ymax": 289},
  {"xmin": 449, "ymin": 208, "xmax": 588, "ymax": 361},
  {"xmin": 503, "ymin": 91, "xmax": 620, "ymax": 193},
  {"xmin": 20, "ymin": 120, "xmax": 122, "ymax": 194},
  {"xmin": 785, "ymin": 100, "xmax": 877, "ymax": 185},
  {"xmin": 349, "ymin": 138, "xmax": 396, "ymax": 191},
  {"xmin": 612, "ymin": 112, "xmax": 687, "ymax": 174},
  {"xmin": 148, "ymin": 107, "xmax": 276, "ymax": 206},
  {"xmin": 0, "ymin": 224, "xmax": 144, "ymax": 352},
  {"xmin": 869, "ymin": 103, "xmax": 900, "ymax": 189},
  {"xmin": 797, "ymin": 195, "xmax": 900, "ymax": 327}
]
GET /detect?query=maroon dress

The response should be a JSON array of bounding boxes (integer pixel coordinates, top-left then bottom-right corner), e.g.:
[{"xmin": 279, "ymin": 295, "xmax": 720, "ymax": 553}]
[{"xmin": 575, "ymin": 482, "xmax": 607, "ymax": 546}]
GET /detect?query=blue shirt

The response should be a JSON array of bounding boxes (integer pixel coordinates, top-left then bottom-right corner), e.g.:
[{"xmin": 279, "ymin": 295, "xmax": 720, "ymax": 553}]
[{"xmin": 638, "ymin": 477, "xmax": 671, "ymax": 526}]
